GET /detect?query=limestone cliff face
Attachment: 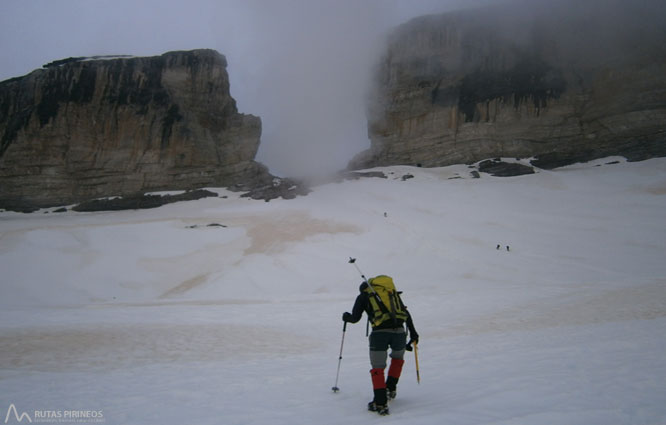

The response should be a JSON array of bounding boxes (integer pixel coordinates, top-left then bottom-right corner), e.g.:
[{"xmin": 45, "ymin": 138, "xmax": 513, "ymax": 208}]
[
  {"xmin": 353, "ymin": 0, "xmax": 666, "ymax": 169},
  {"xmin": 0, "ymin": 49, "xmax": 268, "ymax": 210}
]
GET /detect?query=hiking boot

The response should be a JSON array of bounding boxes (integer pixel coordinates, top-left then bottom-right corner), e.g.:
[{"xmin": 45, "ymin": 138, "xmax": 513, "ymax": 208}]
[
  {"xmin": 386, "ymin": 375, "xmax": 399, "ymax": 400},
  {"xmin": 368, "ymin": 401, "xmax": 390, "ymax": 415},
  {"xmin": 372, "ymin": 387, "xmax": 387, "ymax": 406},
  {"xmin": 386, "ymin": 366, "xmax": 405, "ymax": 400}
]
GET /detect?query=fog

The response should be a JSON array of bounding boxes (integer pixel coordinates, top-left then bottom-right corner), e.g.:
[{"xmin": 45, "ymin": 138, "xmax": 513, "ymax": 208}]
[
  {"xmin": 7, "ymin": 0, "xmax": 660, "ymax": 178},
  {"xmin": 0, "ymin": 0, "xmax": 505, "ymax": 178}
]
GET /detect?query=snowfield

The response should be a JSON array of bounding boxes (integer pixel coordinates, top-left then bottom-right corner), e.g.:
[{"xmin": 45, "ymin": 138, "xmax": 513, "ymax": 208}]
[{"xmin": 1, "ymin": 157, "xmax": 665, "ymax": 425}]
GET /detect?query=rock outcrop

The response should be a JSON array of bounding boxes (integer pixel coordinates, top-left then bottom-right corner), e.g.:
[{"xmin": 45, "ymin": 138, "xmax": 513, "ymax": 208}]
[
  {"xmin": 71, "ymin": 189, "xmax": 219, "ymax": 212},
  {"xmin": 352, "ymin": 0, "xmax": 666, "ymax": 170},
  {"xmin": 477, "ymin": 159, "xmax": 534, "ymax": 177},
  {"xmin": 0, "ymin": 49, "xmax": 271, "ymax": 211}
]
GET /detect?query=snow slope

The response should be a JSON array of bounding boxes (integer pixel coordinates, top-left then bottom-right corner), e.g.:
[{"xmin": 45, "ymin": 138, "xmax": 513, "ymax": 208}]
[{"xmin": 1, "ymin": 158, "xmax": 665, "ymax": 425}]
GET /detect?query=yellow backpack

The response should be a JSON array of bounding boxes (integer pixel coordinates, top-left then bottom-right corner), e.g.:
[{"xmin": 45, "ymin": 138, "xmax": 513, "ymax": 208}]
[{"xmin": 364, "ymin": 275, "xmax": 408, "ymax": 327}]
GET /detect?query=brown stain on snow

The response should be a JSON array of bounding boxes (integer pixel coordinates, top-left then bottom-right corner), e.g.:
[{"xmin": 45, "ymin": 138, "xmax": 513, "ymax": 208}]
[{"xmin": 242, "ymin": 212, "xmax": 361, "ymax": 256}]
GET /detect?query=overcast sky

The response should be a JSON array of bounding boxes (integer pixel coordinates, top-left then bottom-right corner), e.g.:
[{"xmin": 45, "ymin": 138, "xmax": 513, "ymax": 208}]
[{"xmin": 0, "ymin": 0, "xmax": 500, "ymax": 177}]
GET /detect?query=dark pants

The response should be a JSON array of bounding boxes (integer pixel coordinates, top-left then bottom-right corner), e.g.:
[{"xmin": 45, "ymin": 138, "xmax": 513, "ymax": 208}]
[{"xmin": 369, "ymin": 329, "xmax": 406, "ymax": 369}]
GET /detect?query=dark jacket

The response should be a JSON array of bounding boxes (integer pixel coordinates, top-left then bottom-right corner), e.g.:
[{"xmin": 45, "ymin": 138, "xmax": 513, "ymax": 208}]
[{"xmin": 346, "ymin": 282, "xmax": 418, "ymax": 338}]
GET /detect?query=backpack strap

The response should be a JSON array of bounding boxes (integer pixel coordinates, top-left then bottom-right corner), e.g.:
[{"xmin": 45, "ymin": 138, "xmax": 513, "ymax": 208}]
[
  {"xmin": 367, "ymin": 289, "xmax": 391, "ymax": 317},
  {"xmin": 366, "ymin": 276, "xmax": 409, "ymax": 328}
]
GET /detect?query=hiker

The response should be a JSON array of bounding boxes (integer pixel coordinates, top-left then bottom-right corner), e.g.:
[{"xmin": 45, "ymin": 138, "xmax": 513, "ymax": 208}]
[{"xmin": 342, "ymin": 275, "xmax": 419, "ymax": 415}]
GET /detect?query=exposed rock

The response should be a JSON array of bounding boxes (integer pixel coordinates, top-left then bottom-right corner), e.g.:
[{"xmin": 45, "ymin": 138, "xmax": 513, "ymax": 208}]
[
  {"xmin": 71, "ymin": 189, "xmax": 219, "ymax": 212},
  {"xmin": 352, "ymin": 0, "xmax": 666, "ymax": 170},
  {"xmin": 349, "ymin": 171, "xmax": 387, "ymax": 180},
  {"xmin": 0, "ymin": 49, "xmax": 272, "ymax": 211},
  {"xmin": 334, "ymin": 171, "xmax": 388, "ymax": 182},
  {"xmin": 530, "ymin": 151, "xmax": 600, "ymax": 170},
  {"xmin": 239, "ymin": 177, "xmax": 311, "ymax": 202},
  {"xmin": 478, "ymin": 159, "xmax": 535, "ymax": 177},
  {"xmin": 186, "ymin": 223, "xmax": 227, "ymax": 229}
]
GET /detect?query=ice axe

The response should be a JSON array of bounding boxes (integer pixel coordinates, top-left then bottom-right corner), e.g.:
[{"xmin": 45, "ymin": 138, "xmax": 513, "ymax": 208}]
[{"xmin": 414, "ymin": 343, "xmax": 421, "ymax": 384}]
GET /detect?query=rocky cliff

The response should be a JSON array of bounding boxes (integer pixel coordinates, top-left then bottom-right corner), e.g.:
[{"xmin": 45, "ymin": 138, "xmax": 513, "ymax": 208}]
[
  {"xmin": 0, "ymin": 49, "xmax": 270, "ymax": 211},
  {"xmin": 352, "ymin": 0, "xmax": 666, "ymax": 170}
]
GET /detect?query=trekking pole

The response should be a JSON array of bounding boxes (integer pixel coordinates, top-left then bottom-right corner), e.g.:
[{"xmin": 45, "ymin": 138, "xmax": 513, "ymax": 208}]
[
  {"xmin": 414, "ymin": 343, "xmax": 421, "ymax": 384},
  {"xmin": 332, "ymin": 321, "xmax": 347, "ymax": 392},
  {"xmin": 348, "ymin": 257, "xmax": 385, "ymax": 335},
  {"xmin": 348, "ymin": 257, "xmax": 367, "ymax": 282},
  {"xmin": 349, "ymin": 257, "xmax": 380, "ymax": 298}
]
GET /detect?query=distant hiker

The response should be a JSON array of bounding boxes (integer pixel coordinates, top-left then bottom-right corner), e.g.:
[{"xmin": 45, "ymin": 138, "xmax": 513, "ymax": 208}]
[
  {"xmin": 506, "ymin": 245, "xmax": 510, "ymax": 252},
  {"xmin": 342, "ymin": 275, "xmax": 419, "ymax": 416},
  {"xmin": 496, "ymin": 244, "xmax": 501, "ymax": 250}
]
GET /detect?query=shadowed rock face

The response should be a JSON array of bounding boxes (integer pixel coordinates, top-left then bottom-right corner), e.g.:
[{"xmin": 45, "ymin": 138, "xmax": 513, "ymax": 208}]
[
  {"xmin": 0, "ymin": 49, "xmax": 270, "ymax": 211},
  {"xmin": 352, "ymin": 0, "xmax": 666, "ymax": 170}
]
